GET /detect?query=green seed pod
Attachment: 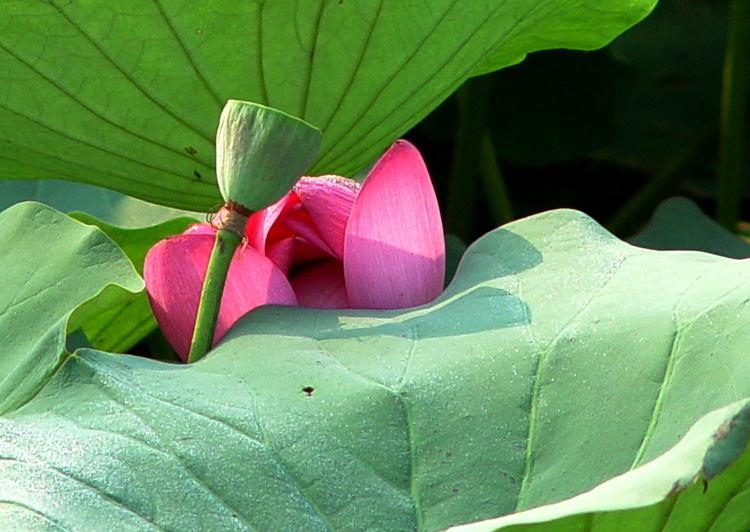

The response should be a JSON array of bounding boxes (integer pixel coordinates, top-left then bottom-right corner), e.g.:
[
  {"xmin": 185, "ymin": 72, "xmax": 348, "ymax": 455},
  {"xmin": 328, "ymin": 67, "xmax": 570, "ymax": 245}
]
[{"xmin": 216, "ymin": 100, "xmax": 322, "ymax": 210}]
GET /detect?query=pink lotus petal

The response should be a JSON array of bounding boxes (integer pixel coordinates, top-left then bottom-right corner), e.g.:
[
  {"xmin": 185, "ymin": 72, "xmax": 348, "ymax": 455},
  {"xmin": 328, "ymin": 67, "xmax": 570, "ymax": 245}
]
[
  {"xmin": 184, "ymin": 222, "xmax": 215, "ymax": 236},
  {"xmin": 267, "ymin": 236, "xmax": 332, "ymax": 274},
  {"xmin": 279, "ymin": 212, "xmax": 335, "ymax": 258},
  {"xmin": 344, "ymin": 140, "xmax": 445, "ymax": 309},
  {"xmin": 245, "ymin": 191, "xmax": 293, "ymax": 252},
  {"xmin": 290, "ymin": 259, "xmax": 349, "ymax": 309},
  {"xmin": 144, "ymin": 231, "xmax": 297, "ymax": 360},
  {"xmin": 294, "ymin": 176, "xmax": 359, "ymax": 260},
  {"xmin": 289, "ymin": 237, "xmax": 331, "ymax": 265},
  {"xmin": 266, "ymin": 236, "xmax": 296, "ymax": 274},
  {"xmin": 218, "ymin": 244, "xmax": 298, "ymax": 337}
]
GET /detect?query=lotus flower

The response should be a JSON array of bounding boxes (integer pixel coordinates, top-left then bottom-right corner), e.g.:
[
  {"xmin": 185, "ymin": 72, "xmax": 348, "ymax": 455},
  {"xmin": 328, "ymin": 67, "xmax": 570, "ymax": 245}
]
[
  {"xmin": 144, "ymin": 139, "xmax": 444, "ymax": 360},
  {"xmin": 143, "ymin": 223, "xmax": 298, "ymax": 358}
]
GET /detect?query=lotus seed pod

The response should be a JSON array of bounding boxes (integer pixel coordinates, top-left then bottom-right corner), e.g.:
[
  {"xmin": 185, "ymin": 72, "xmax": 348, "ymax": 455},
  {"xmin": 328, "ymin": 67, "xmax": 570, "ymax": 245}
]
[{"xmin": 216, "ymin": 100, "xmax": 322, "ymax": 210}]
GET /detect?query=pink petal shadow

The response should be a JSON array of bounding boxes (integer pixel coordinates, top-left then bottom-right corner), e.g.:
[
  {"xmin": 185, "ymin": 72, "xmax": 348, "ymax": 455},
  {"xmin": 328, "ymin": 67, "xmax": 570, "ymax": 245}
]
[
  {"xmin": 267, "ymin": 236, "xmax": 330, "ymax": 274},
  {"xmin": 344, "ymin": 140, "xmax": 445, "ymax": 309},
  {"xmin": 294, "ymin": 176, "xmax": 359, "ymax": 260},
  {"xmin": 245, "ymin": 192, "xmax": 293, "ymax": 252},
  {"xmin": 266, "ymin": 236, "xmax": 297, "ymax": 274},
  {"xmin": 290, "ymin": 259, "xmax": 349, "ymax": 309},
  {"xmin": 278, "ymin": 207, "xmax": 336, "ymax": 258}
]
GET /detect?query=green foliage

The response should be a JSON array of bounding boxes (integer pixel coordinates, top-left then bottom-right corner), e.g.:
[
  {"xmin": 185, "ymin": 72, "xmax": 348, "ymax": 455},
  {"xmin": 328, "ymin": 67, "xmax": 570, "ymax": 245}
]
[
  {"xmin": 0, "ymin": 179, "xmax": 202, "ymax": 227},
  {"xmin": 3, "ymin": 1, "xmax": 747, "ymax": 530},
  {"xmin": 631, "ymin": 197, "xmax": 750, "ymax": 258},
  {"xmin": 0, "ymin": 202, "xmax": 142, "ymax": 415},
  {"xmin": 71, "ymin": 213, "xmax": 196, "ymax": 352},
  {"xmin": 3, "ymin": 208, "xmax": 750, "ymax": 531},
  {"xmin": 0, "ymin": 180, "xmax": 198, "ymax": 351},
  {"xmin": 603, "ymin": 0, "xmax": 728, "ymax": 169},
  {"xmin": 447, "ymin": 401, "xmax": 750, "ymax": 531},
  {"xmin": 0, "ymin": 0, "xmax": 657, "ymax": 210}
]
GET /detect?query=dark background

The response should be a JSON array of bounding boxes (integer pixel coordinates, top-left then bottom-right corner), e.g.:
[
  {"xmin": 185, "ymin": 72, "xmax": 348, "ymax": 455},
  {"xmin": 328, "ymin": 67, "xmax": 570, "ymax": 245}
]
[{"xmin": 403, "ymin": 0, "xmax": 741, "ymax": 245}]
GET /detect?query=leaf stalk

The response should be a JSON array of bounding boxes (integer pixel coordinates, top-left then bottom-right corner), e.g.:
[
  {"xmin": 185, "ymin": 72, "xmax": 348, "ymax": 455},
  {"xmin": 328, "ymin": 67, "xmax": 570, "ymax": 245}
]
[{"xmin": 446, "ymin": 75, "xmax": 493, "ymax": 241}]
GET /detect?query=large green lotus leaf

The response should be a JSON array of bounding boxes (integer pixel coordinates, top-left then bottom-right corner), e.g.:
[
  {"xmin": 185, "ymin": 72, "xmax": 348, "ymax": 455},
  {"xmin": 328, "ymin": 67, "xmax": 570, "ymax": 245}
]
[
  {"xmin": 3, "ymin": 209, "xmax": 750, "ymax": 530},
  {"xmin": 447, "ymin": 400, "xmax": 750, "ymax": 531},
  {"xmin": 0, "ymin": 202, "xmax": 142, "ymax": 416},
  {"xmin": 0, "ymin": 0, "xmax": 656, "ymax": 210}
]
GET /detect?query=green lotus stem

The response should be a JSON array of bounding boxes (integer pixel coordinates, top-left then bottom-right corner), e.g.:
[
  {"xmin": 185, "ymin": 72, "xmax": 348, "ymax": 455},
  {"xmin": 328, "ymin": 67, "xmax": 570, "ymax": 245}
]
[
  {"xmin": 606, "ymin": 128, "xmax": 714, "ymax": 236},
  {"xmin": 478, "ymin": 131, "xmax": 514, "ymax": 225},
  {"xmin": 187, "ymin": 226, "xmax": 241, "ymax": 363},
  {"xmin": 716, "ymin": 0, "xmax": 750, "ymax": 230}
]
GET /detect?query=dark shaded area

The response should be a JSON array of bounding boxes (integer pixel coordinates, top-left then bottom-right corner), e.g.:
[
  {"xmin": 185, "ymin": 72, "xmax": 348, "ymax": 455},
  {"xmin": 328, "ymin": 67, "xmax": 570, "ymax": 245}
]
[{"xmin": 404, "ymin": 0, "xmax": 741, "ymax": 245}]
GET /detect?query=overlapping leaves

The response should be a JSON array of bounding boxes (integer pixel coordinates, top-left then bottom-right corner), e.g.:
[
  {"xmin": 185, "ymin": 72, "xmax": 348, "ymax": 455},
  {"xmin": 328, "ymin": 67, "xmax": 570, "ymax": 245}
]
[
  {"xmin": 1, "ymin": 204, "xmax": 749, "ymax": 531},
  {"xmin": 0, "ymin": 202, "xmax": 142, "ymax": 414}
]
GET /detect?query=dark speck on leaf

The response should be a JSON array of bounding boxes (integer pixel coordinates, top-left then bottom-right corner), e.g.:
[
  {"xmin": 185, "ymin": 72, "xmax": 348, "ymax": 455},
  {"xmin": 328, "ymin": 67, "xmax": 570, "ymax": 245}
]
[
  {"xmin": 196, "ymin": 28, "xmax": 204, "ymax": 35},
  {"xmin": 193, "ymin": 170, "xmax": 202, "ymax": 181},
  {"xmin": 302, "ymin": 386, "xmax": 315, "ymax": 396},
  {"xmin": 184, "ymin": 146, "xmax": 197, "ymax": 155}
]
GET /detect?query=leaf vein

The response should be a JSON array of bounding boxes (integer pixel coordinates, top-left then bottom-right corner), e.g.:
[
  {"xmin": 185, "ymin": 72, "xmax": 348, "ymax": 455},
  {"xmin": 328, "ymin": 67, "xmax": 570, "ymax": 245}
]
[
  {"xmin": 0, "ymin": 103, "xmax": 214, "ymax": 188},
  {"xmin": 0, "ymin": 136, "xmax": 216, "ymax": 201},
  {"xmin": 151, "ymin": 0, "xmax": 224, "ymax": 107},
  {"xmin": 0, "ymin": 456, "xmax": 168, "ymax": 531},
  {"xmin": 301, "ymin": 0, "xmax": 327, "ymax": 118},
  {"xmin": 81, "ymin": 365, "xmax": 262, "ymax": 531},
  {"xmin": 629, "ymin": 327, "xmax": 681, "ymax": 469},
  {"xmin": 0, "ymin": 43, "xmax": 210, "ymax": 173},
  {"xmin": 257, "ymin": 2, "xmax": 270, "ymax": 105},
  {"xmin": 514, "ymin": 254, "xmax": 623, "ymax": 511},
  {"xmin": 311, "ymin": 338, "xmax": 415, "ymax": 496},
  {"xmin": 49, "ymin": 1, "xmax": 214, "ymax": 144},
  {"xmin": 318, "ymin": 0, "xmax": 539, "ymax": 172},
  {"xmin": 238, "ymin": 379, "xmax": 340, "ymax": 531},
  {"xmin": 0, "ymin": 499, "xmax": 73, "ymax": 532},
  {"xmin": 316, "ymin": 0, "xmax": 385, "ymax": 133}
]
